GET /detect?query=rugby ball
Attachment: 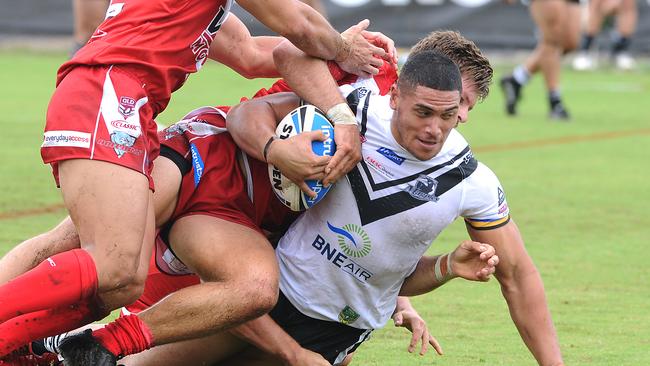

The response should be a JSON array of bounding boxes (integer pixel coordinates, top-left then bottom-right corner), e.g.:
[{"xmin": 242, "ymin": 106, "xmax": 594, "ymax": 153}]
[{"xmin": 268, "ymin": 105, "xmax": 336, "ymax": 211}]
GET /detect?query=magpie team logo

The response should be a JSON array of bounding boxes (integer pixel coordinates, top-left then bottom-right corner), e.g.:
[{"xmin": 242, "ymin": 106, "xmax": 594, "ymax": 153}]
[
  {"xmin": 327, "ymin": 222, "xmax": 371, "ymax": 258},
  {"xmin": 404, "ymin": 175, "xmax": 439, "ymax": 202}
]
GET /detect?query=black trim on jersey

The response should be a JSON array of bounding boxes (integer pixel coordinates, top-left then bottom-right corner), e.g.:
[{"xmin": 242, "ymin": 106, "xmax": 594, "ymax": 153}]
[
  {"xmin": 361, "ymin": 146, "xmax": 471, "ymax": 191},
  {"xmin": 207, "ymin": 6, "xmax": 227, "ymax": 34},
  {"xmin": 345, "ymin": 87, "xmax": 370, "ymax": 137},
  {"xmin": 160, "ymin": 145, "xmax": 192, "ymax": 176},
  {"xmin": 348, "ymin": 153, "xmax": 478, "ymax": 225},
  {"xmin": 464, "ymin": 215, "xmax": 511, "ymax": 231}
]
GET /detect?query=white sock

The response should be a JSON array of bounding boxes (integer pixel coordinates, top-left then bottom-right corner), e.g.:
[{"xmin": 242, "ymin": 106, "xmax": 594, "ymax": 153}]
[{"xmin": 512, "ymin": 65, "xmax": 530, "ymax": 85}]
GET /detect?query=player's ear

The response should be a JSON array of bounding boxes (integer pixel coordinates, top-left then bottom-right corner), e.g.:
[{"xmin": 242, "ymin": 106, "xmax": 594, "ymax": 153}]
[{"xmin": 389, "ymin": 84, "xmax": 398, "ymax": 110}]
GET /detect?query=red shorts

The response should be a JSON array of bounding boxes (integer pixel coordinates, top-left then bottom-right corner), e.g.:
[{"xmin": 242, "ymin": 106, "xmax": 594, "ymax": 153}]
[
  {"xmin": 159, "ymin": 107, "xmax": 295, "ymax": 235},
  {"xmin": 124, "ymin": 251, "xmax": 200, "ymax": 314},
  {"xmin": 42, "ymin": 65, "xmax": 159, "ymax": 190}
]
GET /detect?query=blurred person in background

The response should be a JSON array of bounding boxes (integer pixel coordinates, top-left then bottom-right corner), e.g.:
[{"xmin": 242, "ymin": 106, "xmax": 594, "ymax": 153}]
[
  {"xmin": 71, "ymin": 0, "xmax": 109, "ymax": 55},
  {"xmin": 500, "ymin": 0, "xmax": 581, "ymax": 120},
  {"xmin": 572, "ymin": 0, "xmax": 638, "ymax": 70}
]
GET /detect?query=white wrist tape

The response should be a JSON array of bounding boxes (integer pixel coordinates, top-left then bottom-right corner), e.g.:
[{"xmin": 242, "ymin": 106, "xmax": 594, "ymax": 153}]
[
  {"xmin": 326, "ymin": 103, "xmax": 358, "ymax": 126},
  {"xmin": 433, "ymin": 253, "xmax": 455, "ymax": 284}
]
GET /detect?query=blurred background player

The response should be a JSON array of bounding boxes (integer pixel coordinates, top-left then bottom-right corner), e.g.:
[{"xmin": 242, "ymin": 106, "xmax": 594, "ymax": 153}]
[
  {"xmin": 572, "ymin": 0, "xmax": 638, "ymax": 70},
  {"xmin": 500, "ymin": 0, "xmax": 581, "ymax": 120},
  {"xmin": 71, "ymin": 0, "xmax": 109, "ymax": 56}
]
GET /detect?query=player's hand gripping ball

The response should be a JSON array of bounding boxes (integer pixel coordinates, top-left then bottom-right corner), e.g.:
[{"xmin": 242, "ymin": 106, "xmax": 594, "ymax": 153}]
[{"xmin": 269, "ymin": 105, "xmax": 336, "ymax": 211}]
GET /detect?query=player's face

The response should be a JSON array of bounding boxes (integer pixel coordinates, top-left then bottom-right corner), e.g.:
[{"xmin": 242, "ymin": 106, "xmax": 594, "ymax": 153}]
[
  {"xmin": 389, "ymin": 84, "xmax": 460, "ymax": 161},
  {"xmin": 458, "ymin": 77, "xmax": 479, "ymax": 124}
]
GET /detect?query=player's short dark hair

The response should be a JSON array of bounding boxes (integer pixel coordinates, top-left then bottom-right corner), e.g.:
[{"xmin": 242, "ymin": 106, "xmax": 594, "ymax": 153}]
[
  {"xmin": 398, "ymin": 50, "xmax": 462, "ymax": 95},
  {"xmin": 411, "ymin": 30, "xmax": 492, "ymax": 101}
]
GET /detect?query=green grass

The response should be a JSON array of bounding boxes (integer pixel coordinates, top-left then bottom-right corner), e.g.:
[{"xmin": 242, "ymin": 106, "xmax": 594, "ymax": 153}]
[{"xmin": 1, "ymin": 50, "xmax": 649, "ymax": 365}]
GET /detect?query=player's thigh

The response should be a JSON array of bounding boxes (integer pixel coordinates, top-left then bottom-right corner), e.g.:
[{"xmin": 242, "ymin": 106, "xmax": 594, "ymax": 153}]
[
  {"xmin": 121, "ymin": 332, "xmax": 247, "ymax": 366},
  {"xmin": 59, "ymin": 159, "xmax": 150, "ymax": 279},
  {"xmin": 151, "ymin": 156, "xmax": 182, "ymax": 226},
  {"xmin": 168, "ymin": 215, "xmax": 278, "ymax": 284},
  {"xmin": 530, "ymin": 0, "xmax": 567, "ymax": 44},
  {"xmin": 563, "ymin": 3, "xmax": 582, "ymax": 51}
]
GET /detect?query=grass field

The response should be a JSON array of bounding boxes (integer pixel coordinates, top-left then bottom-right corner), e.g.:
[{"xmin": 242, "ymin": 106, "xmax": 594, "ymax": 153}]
[{"xmin": 0, "ymin": 49, "xmax": 649, "ymax": 365}]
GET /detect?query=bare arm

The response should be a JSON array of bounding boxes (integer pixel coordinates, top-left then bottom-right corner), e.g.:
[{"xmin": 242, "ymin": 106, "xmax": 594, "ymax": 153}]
[
  {"xmin": 237, "ymin": 0, "xmax": 386, "ymax": 74},
  {"xmin": 226, "ymin": 93, "xmax": 331, "ymax": 195},
  {"xmin": 467, "ymin": 219, "xmax": 564, "ymax": 366},
  {"xmin": 229, "ymin": 316, "xmax": 330, "ymax": 366},
  {"xmin": 208, "ymin": 14, "xmax": 283, "ymax": 79},
  {"xmin": 400, "ymin": 240, "xmax": 498, "ymax": 296}
]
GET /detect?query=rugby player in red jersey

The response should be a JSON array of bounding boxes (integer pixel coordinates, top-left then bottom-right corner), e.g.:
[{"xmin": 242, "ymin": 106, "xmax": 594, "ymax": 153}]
[{"xmin": 0, "ymin": 0, "xmax": 392, "ymax": 359}]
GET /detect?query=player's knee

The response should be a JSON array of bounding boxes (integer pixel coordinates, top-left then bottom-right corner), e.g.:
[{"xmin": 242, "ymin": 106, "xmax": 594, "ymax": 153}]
[
  {"xmin": 239, "ymin": 267, "xmax": 279, "ymax": 317},
  {"xmin": 95, "ymin": 251, "xmax": 143, "ymax": 292},
  {"xmin": 246, "ymin": 277, "xmax": 279, "ymax": 317}
]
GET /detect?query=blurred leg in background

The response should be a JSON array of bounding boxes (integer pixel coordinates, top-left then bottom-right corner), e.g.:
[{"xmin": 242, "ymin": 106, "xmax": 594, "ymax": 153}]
[
  {"xmin": 501, "ymin": 0, "xmax": 580, "ymax": 121},
  {"xmin": 573, "ymin": 0, "xmax": 637, "ymax": 70}
]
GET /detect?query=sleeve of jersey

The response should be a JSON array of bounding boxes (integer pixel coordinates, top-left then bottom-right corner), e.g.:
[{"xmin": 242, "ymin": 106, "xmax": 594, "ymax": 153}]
[{"xmin": 461, "ymin": 162, "xmax": 511, "ymax": 231}]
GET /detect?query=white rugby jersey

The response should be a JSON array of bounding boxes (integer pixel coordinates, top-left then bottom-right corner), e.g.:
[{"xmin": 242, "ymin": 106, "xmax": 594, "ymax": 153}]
[{"xmin": 276, "ymin": 87, "xmax": 511, "ymax": 330}]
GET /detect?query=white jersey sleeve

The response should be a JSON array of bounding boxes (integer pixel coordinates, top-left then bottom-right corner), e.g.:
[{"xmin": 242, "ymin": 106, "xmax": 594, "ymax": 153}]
[{"xmin": 460, "ymin": 162, "xmax": 511, "ymax": 230}]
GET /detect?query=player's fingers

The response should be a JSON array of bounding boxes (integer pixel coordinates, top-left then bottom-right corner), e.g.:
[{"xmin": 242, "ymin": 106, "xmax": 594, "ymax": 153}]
[
  {"xmin": 430, "ymin": 335, "xmax": 443, "ymax": 355},
  {"xmin": 361, "ymin": 64, "xmax": 380, "ymax": 76},
  {"xmin": 305, "ymin": 129, "xmax": 327, "ymax": 142},
  {"xmin": 311, "ymin": 155, "xmax": 331, "ymax": 168},
  {"xmin": 298, "ymin": 181, "xmax": 317, "ymax": 198},
  {"xmin": 355, "ymin": 18, "xmax": 370, "ymax": 32},
  {"xmin": 420, "ymin": 328, "xmax": 429, "ymax": 356},
  {"xmin": 392, "ymin": 312, "xmax": 403, "ymax": 326}
]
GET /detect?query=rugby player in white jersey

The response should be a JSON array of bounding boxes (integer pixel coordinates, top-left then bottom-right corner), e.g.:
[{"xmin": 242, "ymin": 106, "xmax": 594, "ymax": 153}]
[{"xmin": 217, "ymin": 49, "xmax": 563, "ymax": 366}]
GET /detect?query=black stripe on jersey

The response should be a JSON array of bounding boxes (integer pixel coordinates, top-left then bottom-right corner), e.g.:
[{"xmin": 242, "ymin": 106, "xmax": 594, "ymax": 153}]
[
  {"xmin": 299, "ymin": 103, "xmax": 307, "ymax": 130},
  {"xmin": 346, "ymin": 88, "xmax": 363, "ymax": 114},
  {"xmin": 360, "ymin": 146, "xmax": 471, "ymax": 191},
  {"xmin": 348, "ymin": 154, "xmax": 478, "ymax": 225},
  {"xmin": 359, "ymin": 93, "xmax": 370, "ymax": 137}
]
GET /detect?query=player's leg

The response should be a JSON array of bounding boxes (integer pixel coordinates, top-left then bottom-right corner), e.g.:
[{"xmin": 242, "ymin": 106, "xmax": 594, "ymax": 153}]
[
  {"xmin": 611, "ymin": 0, "xmax": 637, "ymax": 69},
  {"xmin": 62, "ymin": 215, "xmax": 279, "ymax": 361},
  {"xmin": 0, "ymin": 66, "xmax": 159, "ymax": 357},
  {"xmin": 563, "ymin": 1, "xmax": 582, "ymax": 53},
  {"xmin": 0, "ymin": 152, "xmax": 182, "ymax": 290},
  {"xmin": 529, "ymin": 0, "xmax": 571, "ymax": 119},
  {"xmin": 119, "ymin": 332, "xmax": 247, "ymax": 366}
]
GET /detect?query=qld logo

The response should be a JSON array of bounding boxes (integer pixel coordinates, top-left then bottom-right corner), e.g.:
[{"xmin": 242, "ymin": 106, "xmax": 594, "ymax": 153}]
[
  {"xmin": 327, "ymin": 222, "xmax": 371, "ymax": 258},
  {"xmin": 118, "ymin": 96, "xmax": 136, "ymax": 119}
]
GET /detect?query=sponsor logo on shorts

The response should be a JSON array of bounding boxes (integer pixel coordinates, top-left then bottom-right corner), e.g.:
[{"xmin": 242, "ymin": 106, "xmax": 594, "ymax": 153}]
[
  {"xmin": 404, "ymin": 175, "xmax": 439, "ymax": 202},
  {"xmin": 338, "ymin": 305, "xmax": 360, "ymax": 325},
  {"xmin": 118, "ymin": 96, "xmax": 136, "ymax": 118},
  {"xmin": 97, "ymin": 135, "xmax": 143, "ymax": 158},
  {"xmin": 110, "ymin": 119, "xmax": 141, "ymax": 134},
  {"xmin": 376, "ymin": 147, "xmax": 405, "ymax": 165},
  {"xmin": 42, "ymin": 131, "xmax": 91, "ymax": 148}
]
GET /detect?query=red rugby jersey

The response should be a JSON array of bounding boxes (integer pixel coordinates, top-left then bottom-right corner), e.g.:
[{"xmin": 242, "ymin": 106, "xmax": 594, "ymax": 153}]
[{"xmin": 58, "ymin": 0, "xmax": 233, "ymax": 115}]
